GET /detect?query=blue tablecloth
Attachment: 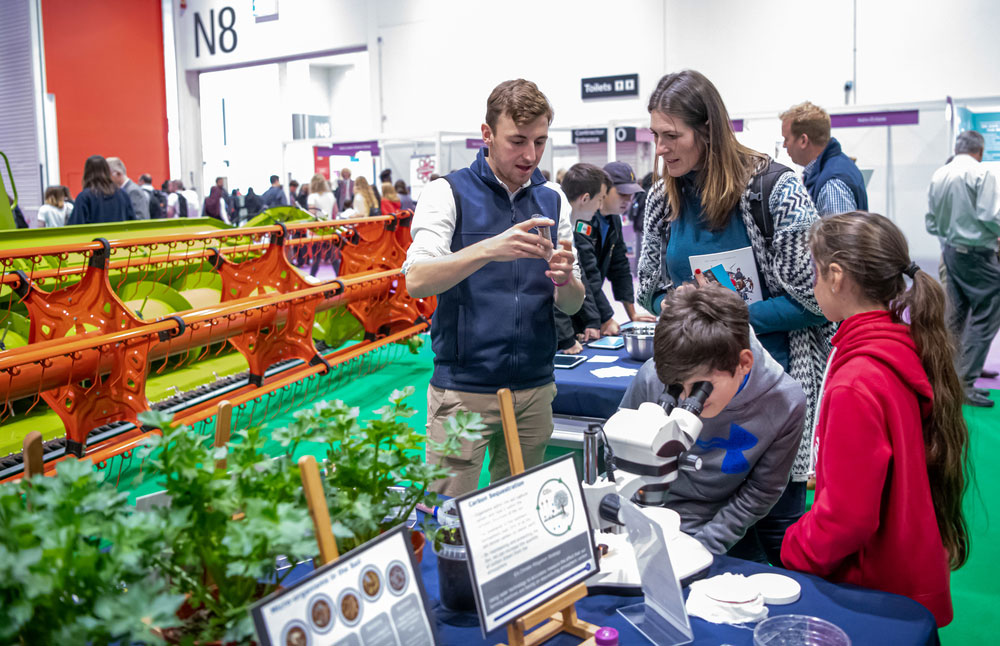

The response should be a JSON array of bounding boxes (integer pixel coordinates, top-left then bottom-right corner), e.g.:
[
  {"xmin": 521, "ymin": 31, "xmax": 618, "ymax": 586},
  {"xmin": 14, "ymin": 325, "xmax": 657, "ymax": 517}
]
[
  {"xmin": 422, "ymin": 545, "xmax": 940, "ymax": 646},
  {"xmin": 552, "ymin": 345, "xmax": 644, "ymax": 420}
]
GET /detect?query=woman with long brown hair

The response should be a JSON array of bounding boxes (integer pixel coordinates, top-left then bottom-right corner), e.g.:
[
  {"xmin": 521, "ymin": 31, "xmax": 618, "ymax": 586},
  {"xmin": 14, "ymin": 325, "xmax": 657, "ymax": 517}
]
[
  {"xmin": 67, "ymin": 155, "xmax": 135, "ymax": 225},
  {"xmin": 637, "ymin": 70, "xmax": 832, "ymax": 565},
  {"xmin": 782, "ymin": 212, "xmax": 970, "ymax": 626}
]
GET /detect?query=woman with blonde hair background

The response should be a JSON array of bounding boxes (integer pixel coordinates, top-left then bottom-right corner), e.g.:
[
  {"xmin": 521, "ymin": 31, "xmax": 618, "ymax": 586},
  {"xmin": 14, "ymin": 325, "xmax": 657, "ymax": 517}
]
[
  {"xmin": 37, "ymin": 185, "xmax": 73, "ymax": 227},
  {"xmin": 306, "ymin": 173, "xmax": 338, "ymax": 219},
  {"xmin": 380, "ymin": 181, "xmax": 401, "ymax": 215},
  {"xmin": 637, "ymin": 69, "xmax": 832, "ymax": 566},
  {"xmin": 352, "ymin": 176, "xmax": 378, "ymax": 217}
]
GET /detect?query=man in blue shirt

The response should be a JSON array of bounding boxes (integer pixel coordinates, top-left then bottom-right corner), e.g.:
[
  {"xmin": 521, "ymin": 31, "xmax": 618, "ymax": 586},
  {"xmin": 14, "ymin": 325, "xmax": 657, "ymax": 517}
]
[
  {"xmin": 780, "ymin": 102, "xmax": 868, "ymax": 216},
  {"xmin": 260, "ymin": 174, "xmax": 288, "ymax": 209}
]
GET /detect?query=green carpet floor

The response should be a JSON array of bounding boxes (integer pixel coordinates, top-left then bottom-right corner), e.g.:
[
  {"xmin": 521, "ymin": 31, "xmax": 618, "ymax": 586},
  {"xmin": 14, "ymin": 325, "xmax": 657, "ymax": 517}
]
[
  {"xmin": 107, "ymin": 336, "xmax": 996, "ymax": 642},
  {"xmin": 938, "ymin": 401, "xmax": 999, "ymax": 645}
]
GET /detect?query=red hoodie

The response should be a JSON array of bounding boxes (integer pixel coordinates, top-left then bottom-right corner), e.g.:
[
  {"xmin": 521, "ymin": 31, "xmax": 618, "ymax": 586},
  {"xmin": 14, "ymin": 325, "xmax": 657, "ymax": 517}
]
[{"xmin": 782, "ymin": 310, "xmax": 952, "ymax": 626}]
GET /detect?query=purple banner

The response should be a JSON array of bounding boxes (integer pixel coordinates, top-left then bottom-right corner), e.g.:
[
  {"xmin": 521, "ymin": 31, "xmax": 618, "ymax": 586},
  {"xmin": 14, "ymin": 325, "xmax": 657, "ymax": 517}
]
[
  {"xmin": 466, "ymin": 138, "xmax": 484, "ymax": 150},
  {"xmin": 315, "ymin": 140, "xmax": 381, "ymax": 157},
  {"xmin": 831, "ymin": 110, "xmax": 919, "ymax": 128},
  {"xmin": 731, "ymin": 119, "xmax": 744, "ymax": 133}
]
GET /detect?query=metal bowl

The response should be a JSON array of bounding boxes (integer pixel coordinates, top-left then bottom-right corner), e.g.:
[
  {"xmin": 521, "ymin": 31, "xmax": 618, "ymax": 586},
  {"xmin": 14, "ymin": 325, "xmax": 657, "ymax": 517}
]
[{"xmin": 623, "ymin": 324, "xmax": 657, "ymax": 361}]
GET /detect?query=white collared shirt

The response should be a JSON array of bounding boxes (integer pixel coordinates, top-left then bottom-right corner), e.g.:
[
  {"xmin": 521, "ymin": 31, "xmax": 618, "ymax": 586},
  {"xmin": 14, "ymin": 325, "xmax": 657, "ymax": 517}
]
[{"xmin": 403, "ymin": 170, "xmax": 580, "ymax": 278}]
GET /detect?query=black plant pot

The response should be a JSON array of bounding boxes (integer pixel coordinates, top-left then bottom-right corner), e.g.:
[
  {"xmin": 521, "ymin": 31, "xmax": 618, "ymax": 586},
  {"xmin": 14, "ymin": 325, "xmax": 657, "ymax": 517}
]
[{"xmin": 434, "ymin": 541, "xmax": 476, "ymax": 613}]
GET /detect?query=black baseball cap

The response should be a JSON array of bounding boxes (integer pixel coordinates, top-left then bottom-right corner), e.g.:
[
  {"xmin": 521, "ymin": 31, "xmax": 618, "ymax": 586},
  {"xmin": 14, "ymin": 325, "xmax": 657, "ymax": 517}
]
[{"xmin": 603, "ymin": 161, "xmax": 642, "ymax": 194}]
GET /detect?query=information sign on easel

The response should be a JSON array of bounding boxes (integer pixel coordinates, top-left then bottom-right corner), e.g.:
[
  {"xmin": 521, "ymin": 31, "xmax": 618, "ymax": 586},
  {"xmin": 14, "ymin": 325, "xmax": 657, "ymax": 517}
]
[{"xmin": 454, "ymin": 454, "xmax": 600, "ymax": 641}]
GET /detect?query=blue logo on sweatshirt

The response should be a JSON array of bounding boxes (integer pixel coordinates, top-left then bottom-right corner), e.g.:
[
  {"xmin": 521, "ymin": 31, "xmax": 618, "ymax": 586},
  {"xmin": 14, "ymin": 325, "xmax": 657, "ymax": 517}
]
[{"xmin": 695, "ymin": 424, "xmax": 758, "ymax": 474}]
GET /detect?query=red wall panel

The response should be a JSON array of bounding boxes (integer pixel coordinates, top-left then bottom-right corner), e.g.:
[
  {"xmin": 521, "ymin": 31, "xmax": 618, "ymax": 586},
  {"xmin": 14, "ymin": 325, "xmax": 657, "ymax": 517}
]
[{"xmin": 42, "ymin": 0, "xmax": 170, "ymax": 193}]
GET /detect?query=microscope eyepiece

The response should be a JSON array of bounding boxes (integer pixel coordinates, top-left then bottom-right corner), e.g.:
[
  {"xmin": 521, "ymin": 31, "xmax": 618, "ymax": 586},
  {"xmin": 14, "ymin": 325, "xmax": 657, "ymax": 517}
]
[
  {"xmin": 679, "ymin": 381, "xmax": 714, "ymax": 415},
  {"xmin": 661, "ymin": 383, "xmax": 684, "ymax": 414}
]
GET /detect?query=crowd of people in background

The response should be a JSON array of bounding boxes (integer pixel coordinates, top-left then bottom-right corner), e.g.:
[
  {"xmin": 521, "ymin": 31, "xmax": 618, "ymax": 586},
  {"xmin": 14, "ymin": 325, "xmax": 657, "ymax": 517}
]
[{"xmin": 16, "ymin": 155, "xmax": 422, "ymax": 229}]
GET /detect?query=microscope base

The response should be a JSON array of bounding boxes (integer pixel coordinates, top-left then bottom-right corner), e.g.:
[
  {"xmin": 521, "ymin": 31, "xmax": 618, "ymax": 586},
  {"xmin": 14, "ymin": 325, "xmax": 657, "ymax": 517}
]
[{"xmin": 587, "ymin": 528, "xmax": 713, "ymax": 591}]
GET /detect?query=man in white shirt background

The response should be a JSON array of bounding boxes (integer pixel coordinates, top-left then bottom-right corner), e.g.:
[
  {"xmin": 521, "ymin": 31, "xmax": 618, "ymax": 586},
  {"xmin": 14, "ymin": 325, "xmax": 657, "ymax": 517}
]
[{"xmin": 926, "ymin": 130, "xmax": 1000, "ymax": 407}]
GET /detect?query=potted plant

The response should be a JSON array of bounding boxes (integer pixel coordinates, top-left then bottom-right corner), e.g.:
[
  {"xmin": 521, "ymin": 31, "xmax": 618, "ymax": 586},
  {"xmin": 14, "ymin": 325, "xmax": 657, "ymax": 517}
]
[
  {"xmin": 136, "ymin": 386, "xmax": 482, "ymax": 642},
  {"xmin": 426, "ymin": 501, "xmax": 477, "ymax": 614},
  {"xmin": 136, "ymin": 410, "xmax": 318, "ymax": 644},
  {"xmin": 280, "ymin": 386, "xmax": 484, "ymax": 553},
  {"xmin": 0, "ymin": 457, "xmax": 183, "ymax": 645}
]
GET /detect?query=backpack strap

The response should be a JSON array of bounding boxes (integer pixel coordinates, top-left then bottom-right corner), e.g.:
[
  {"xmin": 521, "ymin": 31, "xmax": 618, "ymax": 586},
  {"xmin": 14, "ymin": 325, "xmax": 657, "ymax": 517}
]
[{"xmin": 748, "ymin": 160, "xmax": 791, "ymax": 248}]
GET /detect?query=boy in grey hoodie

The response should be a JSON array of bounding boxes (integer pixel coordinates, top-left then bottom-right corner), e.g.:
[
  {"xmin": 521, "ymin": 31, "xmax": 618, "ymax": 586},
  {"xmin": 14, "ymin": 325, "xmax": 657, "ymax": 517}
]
[{"xmin": 620, "ymin": 286, "xmax": 806, "ymax": 561}]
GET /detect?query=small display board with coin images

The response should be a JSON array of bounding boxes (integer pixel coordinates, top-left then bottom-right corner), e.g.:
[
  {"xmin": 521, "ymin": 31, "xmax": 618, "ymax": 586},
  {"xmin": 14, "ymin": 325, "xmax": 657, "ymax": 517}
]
[{"xmin": 250, "ymin": 525, "xmax": 437, "ymax": 646}]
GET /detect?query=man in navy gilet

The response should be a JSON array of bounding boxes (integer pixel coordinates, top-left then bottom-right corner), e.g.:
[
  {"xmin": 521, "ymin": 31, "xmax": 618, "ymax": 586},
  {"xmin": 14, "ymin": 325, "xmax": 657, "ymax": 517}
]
[
  {"xmin": 780, "ymin": 102, "xmax": 868, "ymax": 215},
  {"xmin": 404, "ymin": 79, "xmax": 585, "ymax": 495}
]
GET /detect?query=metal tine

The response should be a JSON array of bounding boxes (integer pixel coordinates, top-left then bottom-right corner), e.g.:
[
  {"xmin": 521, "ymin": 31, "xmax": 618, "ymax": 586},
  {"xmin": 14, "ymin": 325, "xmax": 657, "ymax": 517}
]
[
  {"xmin": 262, "ymin": 390, "xmax": 275, "ymax": 422},
  {"xmin": 153, "ymin": 242, "xmax": 173, "ymax": 284},
  {"xmin": 0, "ymin": 370, "xmax": 13, "ymax": 423},
  {"xmin": 234, "ymin": 402, "xmax": 247, "ymax": 437},
  {"xmin": 114, "ymin": 246, "xmax": 136, "ymax": 291},
  {"xmin": 115, "ymin": 449, "xmax": 133, "ymax": 487},
  {"xmin": 248, "ymin": 395, "xmax": 261, "ymax": 430},
  {"xmin": 22, "ymin": 359, "xmax": 47, "ymax": 416},
  {"xmin": 213, "ymin": 313, "xmax": 235, "ymax": 357}
]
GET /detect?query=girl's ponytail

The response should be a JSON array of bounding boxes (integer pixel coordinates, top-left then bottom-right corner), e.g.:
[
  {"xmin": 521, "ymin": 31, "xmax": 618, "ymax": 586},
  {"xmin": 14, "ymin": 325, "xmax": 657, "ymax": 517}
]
[{"xmin": 893, "ymin": 268, "xmax": 971, "ymax": 569}]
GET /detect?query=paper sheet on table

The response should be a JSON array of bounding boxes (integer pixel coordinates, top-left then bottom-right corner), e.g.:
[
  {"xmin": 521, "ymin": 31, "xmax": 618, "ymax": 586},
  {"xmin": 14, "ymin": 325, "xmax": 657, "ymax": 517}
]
[
  {"xmin": 590, "ymin": 366, "xmax": 638, "ymax": 378},
  {"xmin": 587, "ymin": 355, "xmax": 618, "ymax": 364}
]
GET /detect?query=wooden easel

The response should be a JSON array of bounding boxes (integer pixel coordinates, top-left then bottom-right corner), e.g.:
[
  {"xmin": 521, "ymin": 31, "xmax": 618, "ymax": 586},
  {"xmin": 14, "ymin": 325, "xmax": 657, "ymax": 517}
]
[
  {"xmin": 298, "ymin": 454, "xmax": 340, "ymax": 565},
  {"xmin": 496, "ymin": 389, "xmax": 598, "ymax": 646},
  {"xmin": 212, "ymin": 400, "xmax": 250, "ymax": 523},
  {"xmin": 213, "ymin": 400, "xmax": 233, "ymax": 471},
  {"xmin": 22, "ymin": 431, "xmax": 44, "ymax": 480}
]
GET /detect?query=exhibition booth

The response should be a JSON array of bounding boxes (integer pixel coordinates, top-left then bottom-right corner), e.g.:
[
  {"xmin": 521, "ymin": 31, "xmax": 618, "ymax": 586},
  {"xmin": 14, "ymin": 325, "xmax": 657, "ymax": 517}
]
[{"xmin": 2, "ymin": 0, "xmax": 999, "ymax": 644}]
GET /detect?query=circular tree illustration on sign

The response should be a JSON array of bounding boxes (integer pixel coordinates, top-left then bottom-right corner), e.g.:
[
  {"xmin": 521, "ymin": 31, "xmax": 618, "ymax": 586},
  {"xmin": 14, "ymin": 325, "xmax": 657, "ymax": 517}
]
[{"xmin": 537, "ymin": 478, "xmax": 574, "ymax": 536}]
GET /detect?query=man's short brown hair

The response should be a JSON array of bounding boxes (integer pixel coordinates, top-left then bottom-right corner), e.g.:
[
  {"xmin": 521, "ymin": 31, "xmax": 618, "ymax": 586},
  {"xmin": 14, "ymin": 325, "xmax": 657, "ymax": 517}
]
[
  {"xmin": 485, "ymin": 79, "xmax": 554, "ymax": 130},
  {"xmin": 780, "ymin": 101, "xmax": 831, "ymax": 147},
  {"xmin": 653, "ymin": 286, "xmax": 750, "ymax": 386}
]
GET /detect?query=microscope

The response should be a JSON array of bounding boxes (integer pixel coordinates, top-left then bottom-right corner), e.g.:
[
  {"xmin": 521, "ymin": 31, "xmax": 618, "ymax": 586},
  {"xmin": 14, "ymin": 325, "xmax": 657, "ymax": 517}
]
[{"xmin": 582, "ymin": 382, "xmax": 715, "ymax": 589}]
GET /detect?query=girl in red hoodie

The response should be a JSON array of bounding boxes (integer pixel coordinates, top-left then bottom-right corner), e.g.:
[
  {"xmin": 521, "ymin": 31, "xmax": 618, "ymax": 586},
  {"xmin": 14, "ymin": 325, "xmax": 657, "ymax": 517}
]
[{"xmin": 781, "ymin": 212, "xmax": 970, "ymax": 627}]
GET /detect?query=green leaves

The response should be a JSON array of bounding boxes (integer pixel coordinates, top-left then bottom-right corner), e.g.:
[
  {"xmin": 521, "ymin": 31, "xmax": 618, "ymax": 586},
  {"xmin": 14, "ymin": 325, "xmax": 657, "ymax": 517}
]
[
  {"xmin": 431, "ymin": 409, "xmax": 487, "ymax": 458},
  {"xmin": 0, "ymin": 458, "xmax": 180, "ymax": 645},
  {"xmin": 136, "ymin": 411, "xmax": 317, "ymax": 643},
  {"xmin": 288, "ymin": 388, "xmax": 484, "ymax": 552},
  {"xmin": 405, "ymin": 334, "xmax": 425, "ymax": 355},
  {"xmin": 0, "ymin": 384, "xmax": 488, "ymax": 643}
]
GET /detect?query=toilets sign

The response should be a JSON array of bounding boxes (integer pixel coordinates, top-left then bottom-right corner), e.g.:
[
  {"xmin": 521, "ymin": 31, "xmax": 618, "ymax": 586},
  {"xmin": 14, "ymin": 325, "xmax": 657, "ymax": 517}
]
[{"xmin": 581, "ymin": 74, "xmax": 639, "ymax": 100}]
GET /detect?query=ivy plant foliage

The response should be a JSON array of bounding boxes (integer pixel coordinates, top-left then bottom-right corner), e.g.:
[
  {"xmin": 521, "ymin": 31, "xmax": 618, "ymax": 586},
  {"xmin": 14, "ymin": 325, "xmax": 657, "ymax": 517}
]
[
  {"xmin": 286, "ymin": 386, "xmax": 485, "ymax": 552},
  {"xmin": 0, "ymin": 457, "xmax": 183, "ymax": 645},
  {"xmin": 136, "ymin": 410, "xmax": 317, "ymax": 644}
]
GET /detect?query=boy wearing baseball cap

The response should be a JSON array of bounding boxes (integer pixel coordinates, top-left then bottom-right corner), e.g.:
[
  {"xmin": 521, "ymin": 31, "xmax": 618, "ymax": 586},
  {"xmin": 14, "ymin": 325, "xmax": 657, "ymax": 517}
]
[{"xmin": 576, "ymin": 161, "xmax": 656, "ymax": 337}]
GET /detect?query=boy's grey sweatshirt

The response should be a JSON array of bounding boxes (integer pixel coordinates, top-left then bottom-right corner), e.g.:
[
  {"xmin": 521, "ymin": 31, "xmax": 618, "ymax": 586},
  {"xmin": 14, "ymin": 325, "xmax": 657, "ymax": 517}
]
[{"xmin": 619, "ymin": 330, "xmax": 806, "ymax": 554}]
